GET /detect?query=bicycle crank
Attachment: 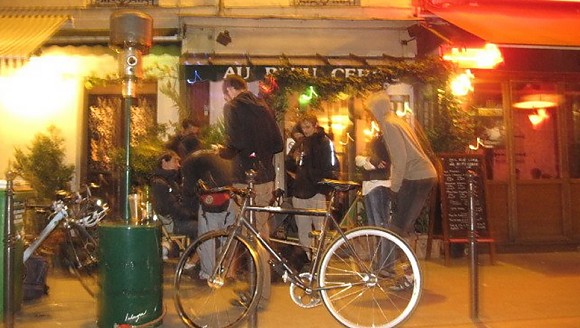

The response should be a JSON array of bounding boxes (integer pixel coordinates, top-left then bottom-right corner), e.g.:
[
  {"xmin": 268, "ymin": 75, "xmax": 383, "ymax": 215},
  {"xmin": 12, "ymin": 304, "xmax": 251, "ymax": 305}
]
[{"xmin": 289, "ymin": 273, "xmax": 321, "ymax": 308}]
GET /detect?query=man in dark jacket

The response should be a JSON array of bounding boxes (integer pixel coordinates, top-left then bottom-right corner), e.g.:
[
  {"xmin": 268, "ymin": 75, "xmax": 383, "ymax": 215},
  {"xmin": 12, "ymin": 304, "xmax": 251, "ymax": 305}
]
[
  {"xmin": 218, "ymin": 74, "xmax": 284, "ymax": 308},
  {"xmin": 182, "ymin": 149, "xmax": 235, "ymax": 280},
  {"xmin": 286, "ymin": 113, "xmax": 339, "ymax": 260},
  {"xmin": 150, "ymin": 150, "xmax": 197, "ymax": 240},
  {"xmin": 166, "ymin": 118, "xmax": 201, "ymax": 159}
]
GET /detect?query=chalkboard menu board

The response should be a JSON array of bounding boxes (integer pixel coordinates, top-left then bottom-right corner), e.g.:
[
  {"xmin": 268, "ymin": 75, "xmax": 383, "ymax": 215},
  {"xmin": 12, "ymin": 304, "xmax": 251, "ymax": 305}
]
[{"xmin": 439, "ymin": 154, "xmax": 489, "ymax": 239}]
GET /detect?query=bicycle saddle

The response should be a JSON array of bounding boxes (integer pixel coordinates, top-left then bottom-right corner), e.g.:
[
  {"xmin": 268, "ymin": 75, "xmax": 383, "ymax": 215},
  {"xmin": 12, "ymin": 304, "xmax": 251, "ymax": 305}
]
[{"xmin": 319, "ymin": 179, "xmax": 361, "ymax": 192}]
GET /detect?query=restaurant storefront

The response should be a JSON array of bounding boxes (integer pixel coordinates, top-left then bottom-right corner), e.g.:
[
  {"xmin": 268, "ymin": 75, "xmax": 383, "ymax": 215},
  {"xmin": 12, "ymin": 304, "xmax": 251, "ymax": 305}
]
[
  {"xmin": 180, "ymin": 57, "xmax": 417, "ymax": 186},
  {"xmin": 417, "ymin": 0, "xmax": 580, "ymax": 248},
  {"xmin": 468, "ymin": 59, "xmax": 580, "ymax": 249}
]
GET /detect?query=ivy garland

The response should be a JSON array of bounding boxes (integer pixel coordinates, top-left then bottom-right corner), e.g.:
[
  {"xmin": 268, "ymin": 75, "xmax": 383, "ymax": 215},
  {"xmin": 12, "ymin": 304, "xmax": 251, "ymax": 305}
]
[{"xmin": 262, "ymin": 56, "xmax": 455, "ymax": 117}]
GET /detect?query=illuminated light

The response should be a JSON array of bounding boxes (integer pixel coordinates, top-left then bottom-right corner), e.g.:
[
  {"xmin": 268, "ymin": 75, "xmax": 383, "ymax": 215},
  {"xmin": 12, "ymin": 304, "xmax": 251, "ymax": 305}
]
[
  {"xmin": 1, "ymin": 55, "xmax": 80, "ymax": 120},
  {"xmin": 363, "ymin": 121, "xmax": 380, "ymax": 137},
  {"xmin": 514, "ymin": 94, "xmax": 561, "ymax": 109},
  {"xmin": 450, "ymin": 69, "xmax": 474, "ymax": 96},
  {"xmin": 298, "ymin": 86, "xmax": 318, "ymax": 106},
  {"xmin": 395, "ymin": 102, "xmax": 414, "ymax": 117},
  {"xmin": 469, "ymin": 137, "xmax": 493, "ymax": 151},
  {"xmin": 186, "ymin": 70, "xmax": 202, "ymax": 84},
  {"xmin": 441, "ymin": 43, "xmax": 503, "ymax": 69},
  {"xmin": 259, "ymin": 75, "xmax": 278, "ymax": 95},
  {"xmin": 337, "ymin": 92, "xmax": 349, "ymax": 100},
  {"xmin": 528, "ymin": 108, "xmax": 550, "ymax": 127}
]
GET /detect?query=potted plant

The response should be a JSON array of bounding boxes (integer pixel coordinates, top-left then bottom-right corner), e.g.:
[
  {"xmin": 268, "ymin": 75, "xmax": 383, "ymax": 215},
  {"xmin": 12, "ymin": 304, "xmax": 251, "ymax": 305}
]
[{"xmin": 13, "ymin": 125, "xmax": 75, "ymax": 202}]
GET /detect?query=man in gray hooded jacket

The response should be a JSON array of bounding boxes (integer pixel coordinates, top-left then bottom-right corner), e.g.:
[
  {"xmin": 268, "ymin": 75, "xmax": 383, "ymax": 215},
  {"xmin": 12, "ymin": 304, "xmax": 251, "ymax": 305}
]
[{"xmin": 366, "ymin": 92, "xmax": 437, "ymax": 240}]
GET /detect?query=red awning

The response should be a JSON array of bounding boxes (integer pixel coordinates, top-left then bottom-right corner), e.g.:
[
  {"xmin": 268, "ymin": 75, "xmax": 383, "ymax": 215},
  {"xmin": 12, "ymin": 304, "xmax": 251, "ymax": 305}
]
[{"xmin": 423, "ymin": 1, "xmax": 580, "ymax": 49}]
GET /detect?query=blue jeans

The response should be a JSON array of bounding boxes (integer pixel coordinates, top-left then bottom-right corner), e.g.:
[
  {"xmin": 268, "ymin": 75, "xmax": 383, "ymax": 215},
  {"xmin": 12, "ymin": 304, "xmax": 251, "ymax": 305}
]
[
  {"xmin": 198, "ymin": 200, "xmax": 235, "ymax": 279},
  {"xmin": 363, "ymin": 186, "xmax": 391, "ymax": 269},
  {"xmin": 363, "ymin": 186, "xmax": 391, "ymax": 229}
]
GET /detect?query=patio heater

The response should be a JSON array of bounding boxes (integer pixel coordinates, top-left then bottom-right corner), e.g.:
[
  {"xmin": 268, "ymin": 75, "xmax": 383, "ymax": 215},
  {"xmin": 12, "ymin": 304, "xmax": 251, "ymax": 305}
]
[
  {"xmin": 109, "ymin": 10, "xmax": 152, "ymax": 223},
  {"xmin": 97, "ymin": 10, "xmax": 163, "ymax": 328}
]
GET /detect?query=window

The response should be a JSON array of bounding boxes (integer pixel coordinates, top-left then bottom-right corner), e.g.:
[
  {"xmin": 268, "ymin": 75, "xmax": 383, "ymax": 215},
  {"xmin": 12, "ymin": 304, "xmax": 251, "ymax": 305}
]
[
  {"xmin": 566, "ymin": 83, "xmax": 580, "ymax": 178},
  {"xmin": 511, "ymin": 82, "xmax": 560, "ymax": 180},
  {"xmin": 471, "ymin": 82, "xmax": 506, "ymax": 180}
]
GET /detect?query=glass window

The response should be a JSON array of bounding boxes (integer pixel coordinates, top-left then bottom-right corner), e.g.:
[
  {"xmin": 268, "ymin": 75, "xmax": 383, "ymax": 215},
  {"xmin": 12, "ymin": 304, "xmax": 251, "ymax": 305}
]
[
  {"xmin": 471, "ymin": 82, "xmax": 507, "ymax": 180},
  {"xmin": 566, "ymin": 83, "xmax": 580, "ymax": 178},
  {"xmin": 511, "ymin": 82, "xmax": 560, "ymax": 180}
]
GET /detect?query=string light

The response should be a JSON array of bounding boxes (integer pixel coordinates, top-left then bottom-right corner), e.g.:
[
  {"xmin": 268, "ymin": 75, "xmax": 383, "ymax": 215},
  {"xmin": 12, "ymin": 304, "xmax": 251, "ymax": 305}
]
[
  {"xmin": 468, "ymin": 137, "xmax": 493, "ymax": 151},
  {"xmin": 259, "ymin": 75, "xmax": 278, "ymax": 95},
  {"xmin": 298, "ymin": 86, "xmax": 318, "ymax": 106},
  {"xmin": 186, "ymin": 70, "xmax": 202, "ymax": 84}
]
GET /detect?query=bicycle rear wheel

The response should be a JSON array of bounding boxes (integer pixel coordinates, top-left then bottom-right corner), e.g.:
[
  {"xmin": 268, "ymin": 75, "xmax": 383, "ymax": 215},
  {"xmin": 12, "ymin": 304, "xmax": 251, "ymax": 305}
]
[
  {"xmin": 318, "ymin": 227, "xmax": 422, "ymax": 328},
  {"xmin": 174, "ymin": 230, "xmax": 262, "ymax": 328},
  {"xmin": 63, "ymin": 222, "xmax": 99, "ymax": 298}
]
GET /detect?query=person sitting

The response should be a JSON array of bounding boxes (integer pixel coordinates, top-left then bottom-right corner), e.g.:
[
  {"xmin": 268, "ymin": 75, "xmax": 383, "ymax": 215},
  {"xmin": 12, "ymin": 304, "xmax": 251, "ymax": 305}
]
[{"xmin": 150, "ymin": 150, "xmax": 198, "ymax": 242}]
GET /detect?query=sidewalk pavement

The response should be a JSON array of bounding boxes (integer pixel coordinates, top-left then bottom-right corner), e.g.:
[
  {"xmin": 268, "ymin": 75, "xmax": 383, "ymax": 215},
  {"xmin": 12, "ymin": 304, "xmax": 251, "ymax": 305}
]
[{"xmin": 11, "ymin": 250, "xmax": 580, "ymax": 328}]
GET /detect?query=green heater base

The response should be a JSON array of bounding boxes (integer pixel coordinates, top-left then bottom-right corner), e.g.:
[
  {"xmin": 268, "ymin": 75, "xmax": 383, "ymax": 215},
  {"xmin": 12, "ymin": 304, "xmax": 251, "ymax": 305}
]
[{"xmin": 97, "ymin": 222, "xmax": 163, "ymax": 327}]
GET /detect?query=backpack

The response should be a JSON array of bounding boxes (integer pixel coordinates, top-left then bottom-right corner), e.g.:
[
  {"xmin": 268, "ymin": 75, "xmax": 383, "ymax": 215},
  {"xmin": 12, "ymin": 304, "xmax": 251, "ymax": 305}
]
[{"xmin": 23, "ymin": 255, "xmax": 49, "ymax": 301}]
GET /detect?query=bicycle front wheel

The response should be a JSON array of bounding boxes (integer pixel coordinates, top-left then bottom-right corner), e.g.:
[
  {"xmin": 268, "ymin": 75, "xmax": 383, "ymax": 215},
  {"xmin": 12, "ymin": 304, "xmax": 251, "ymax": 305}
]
[
  {"xmin": 174, "ymin": 230, "xmax": 263, "ymax": 328},
  {"xmin": 318, "ymin": 227, "xmax": 422, "ymax": 328},
  {"xmin": 63, "ymin": 222, "xmax": 99, "ymax": 298}
]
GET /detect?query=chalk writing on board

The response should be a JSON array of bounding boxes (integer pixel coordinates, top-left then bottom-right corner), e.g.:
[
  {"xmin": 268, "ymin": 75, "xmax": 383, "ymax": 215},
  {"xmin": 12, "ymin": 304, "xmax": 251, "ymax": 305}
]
[{"xmin": 439, "ymin": 154, "xmax": 489, "ymax": 238}]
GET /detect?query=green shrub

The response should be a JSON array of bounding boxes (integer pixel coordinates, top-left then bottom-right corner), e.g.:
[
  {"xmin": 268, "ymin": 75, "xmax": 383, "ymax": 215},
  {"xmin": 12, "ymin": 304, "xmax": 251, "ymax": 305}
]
[{"xmin": 13, "ymin": 126, "xmax": 75, "ymax": 200}]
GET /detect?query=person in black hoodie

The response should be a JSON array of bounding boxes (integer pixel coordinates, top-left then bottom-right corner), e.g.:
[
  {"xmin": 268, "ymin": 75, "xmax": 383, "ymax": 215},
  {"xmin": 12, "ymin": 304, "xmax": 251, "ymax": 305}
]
[
  {"xmin": 286, "ymin": 113, "xmax": 339, "ymax": 260},
  {"xmin": 181, "ymin": 148, "xmax": 235, "ymax": 280},
  {"xmin": 218, "ymin": 74, "xmax": 284, "ymax": 308},
  {"xmin": 150, "ymin": 150, "xmax": 197, "ymax": 240}
]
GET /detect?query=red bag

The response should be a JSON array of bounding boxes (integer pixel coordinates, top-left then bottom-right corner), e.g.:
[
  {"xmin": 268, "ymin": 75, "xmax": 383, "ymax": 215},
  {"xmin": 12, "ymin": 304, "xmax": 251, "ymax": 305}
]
[{"xmin": 199, "ymin": 192, "xmax": 230, "ymax": 213}]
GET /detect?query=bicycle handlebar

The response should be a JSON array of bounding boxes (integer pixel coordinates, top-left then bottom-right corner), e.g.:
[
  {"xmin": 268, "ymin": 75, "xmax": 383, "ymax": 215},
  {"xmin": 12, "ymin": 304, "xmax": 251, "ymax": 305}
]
[{"xmin": 197, "ymin": 180, "xmax": 248, "ymax": 197}]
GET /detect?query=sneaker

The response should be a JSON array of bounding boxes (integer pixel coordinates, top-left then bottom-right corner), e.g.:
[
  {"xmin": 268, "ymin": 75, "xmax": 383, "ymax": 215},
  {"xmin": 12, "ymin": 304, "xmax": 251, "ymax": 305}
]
[
  {"xmin": 389, "ymin": 274, "xmax": 414, "ymax": 291},
  {"xmin": 181, "ymin": 263, "xmax": 199, "ymax": 278}
]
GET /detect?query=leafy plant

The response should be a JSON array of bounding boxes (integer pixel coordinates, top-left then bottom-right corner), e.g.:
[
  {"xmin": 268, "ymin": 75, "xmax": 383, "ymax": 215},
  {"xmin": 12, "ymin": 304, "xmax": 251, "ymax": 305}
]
[
  {"xmin": 113, "ymin": 124, "xmax": 169, "ymax": 187},
  {"xmin": 198, "ymin": 120, "xmax": 226, "ymax": 148},
  {"xmin": 13, "ymin": 126, "xmax": 75, "ymax": 200},
  {"xmin": 264, "ymin": 56, "xmax": 453, "ymax": 118},
  {"xmin": 427, "ymin": 89, "xmax": 476, "ymax": 153}
]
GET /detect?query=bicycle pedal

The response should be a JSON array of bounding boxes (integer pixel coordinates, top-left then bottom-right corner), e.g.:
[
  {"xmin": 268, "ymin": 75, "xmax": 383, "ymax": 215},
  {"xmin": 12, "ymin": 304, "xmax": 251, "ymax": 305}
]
[{"xmin": 308, "ymin": 230, "xmax": 322, "ymax": 239}]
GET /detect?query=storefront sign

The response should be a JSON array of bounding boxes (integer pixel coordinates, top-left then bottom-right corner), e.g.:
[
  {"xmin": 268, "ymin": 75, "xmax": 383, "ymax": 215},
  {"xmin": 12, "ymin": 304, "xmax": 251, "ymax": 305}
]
[{"xmin": 184, "ymin": 65, "xmax": 377, "ymax": 83}]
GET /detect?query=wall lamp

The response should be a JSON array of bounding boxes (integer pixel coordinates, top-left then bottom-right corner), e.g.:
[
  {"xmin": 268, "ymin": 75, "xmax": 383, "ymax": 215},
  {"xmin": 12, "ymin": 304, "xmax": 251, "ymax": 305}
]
[{"xmin": 216, "ymin": 30, "xmax": 232, "ymax": 46}]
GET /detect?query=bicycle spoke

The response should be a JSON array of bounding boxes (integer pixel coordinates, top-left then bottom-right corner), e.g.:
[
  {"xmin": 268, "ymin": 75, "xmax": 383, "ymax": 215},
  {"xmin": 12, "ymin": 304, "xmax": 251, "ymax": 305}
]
[
  {"xmin": 64, "ymin": 222, "xmax": 99, "ymax": 298},
  {"xmin": 319, "ymin": 227, "xmax": 422, "ymax": 328},
  {"xmin": 174, "ymin": 231, "xmax": 262, "ymax": 328}
]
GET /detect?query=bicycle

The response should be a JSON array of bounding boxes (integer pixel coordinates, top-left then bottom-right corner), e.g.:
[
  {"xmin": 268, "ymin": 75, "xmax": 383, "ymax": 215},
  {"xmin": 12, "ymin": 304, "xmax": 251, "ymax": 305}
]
[
  {"xmin": 23, "ymin": 184, "xmax": 108, "ymax": 298},
  {"xmin": 173, "ymin": 173, "xmax": 422, "ymax": 328}
]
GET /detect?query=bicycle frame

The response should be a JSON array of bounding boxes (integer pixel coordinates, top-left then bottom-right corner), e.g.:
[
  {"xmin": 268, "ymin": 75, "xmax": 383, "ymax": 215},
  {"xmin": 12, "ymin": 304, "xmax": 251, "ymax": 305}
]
[
  {"xmin": 209, "ymin": 186, "xmax": 358, "ymax": 292},
  {"xmin": 23, "ymin": 192, "xmax": 108, "ymax": 263},
  {"xmin": 23, "ymin": 202, "xmax": 68, "ymax": 263}
]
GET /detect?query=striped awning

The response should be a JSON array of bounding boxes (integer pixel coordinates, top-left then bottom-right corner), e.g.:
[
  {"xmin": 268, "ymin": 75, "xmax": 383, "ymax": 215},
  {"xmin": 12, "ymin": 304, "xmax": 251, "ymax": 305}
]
[{"xmin": 0, "ymin": 15, "xmax": 69, "ymax": 60}]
